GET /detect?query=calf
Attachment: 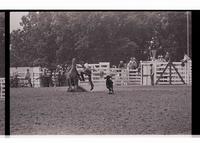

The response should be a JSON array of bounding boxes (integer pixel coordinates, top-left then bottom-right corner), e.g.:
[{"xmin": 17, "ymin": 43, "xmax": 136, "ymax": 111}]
[{"xmin": 104, "ymin": 75, "xmax": 114, "ymax": 94}]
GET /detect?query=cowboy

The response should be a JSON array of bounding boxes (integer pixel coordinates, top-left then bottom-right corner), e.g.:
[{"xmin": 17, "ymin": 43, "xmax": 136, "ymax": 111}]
[{"xmin": 80, "ymin": 62, "xmax": 94, "ymax": 91}]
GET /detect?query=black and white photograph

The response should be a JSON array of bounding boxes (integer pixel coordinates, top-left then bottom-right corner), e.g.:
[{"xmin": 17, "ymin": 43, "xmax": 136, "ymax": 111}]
[
  {"xmin": 10, "ymin": 11, "xmax": 192, "ymax": 135},
  {"xmin": 0, "ymin": 12, "xmax": 5, "ymax": 135}
]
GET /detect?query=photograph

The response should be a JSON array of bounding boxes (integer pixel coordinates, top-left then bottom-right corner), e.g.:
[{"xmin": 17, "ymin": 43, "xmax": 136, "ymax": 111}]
[
  {"xmin": 0, "ymin": 12, "xmax": 5, "ymax": 135},
  {"xmin": 10, "ymin": 11, "xmax": 192, "ymax": 135}
]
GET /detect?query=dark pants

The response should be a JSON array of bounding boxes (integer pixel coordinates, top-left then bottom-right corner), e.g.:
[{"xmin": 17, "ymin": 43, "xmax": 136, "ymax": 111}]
[
  {"xmin": 58, "ymin": 78, "xmax": 62, "ymax": 86},
  {"xmin": 80, "ymin": 71, "xmax": 94, "ymax": 90},
  {"xmin": 88, "ymin": 75, "xmax": 94, "ymax": 89},
  {"xmin": 44, "ymin": 77, "xmax": 49, "ymax": 87},
  {"xmin": 13, "ymin": 78, "xmax": 19, "ymax": 88}
]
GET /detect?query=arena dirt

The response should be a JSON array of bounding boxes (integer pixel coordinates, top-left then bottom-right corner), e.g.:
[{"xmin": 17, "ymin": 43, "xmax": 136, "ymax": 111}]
[
  {"xmin": 0, "ymin": 100, "xmax": 4, "ymax": 135},
  {"xmin": 10, "ymin": 85, "xmax": 191, "ymax": 135}
]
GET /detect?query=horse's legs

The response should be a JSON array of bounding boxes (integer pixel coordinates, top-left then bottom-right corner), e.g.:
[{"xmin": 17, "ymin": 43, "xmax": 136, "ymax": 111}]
[
  {"xmin": 74, "ymin": 78, "xmax": 78, "ymax": 90},
  {"xmin": 68, "ymin": 78, "xmax": 72, "ymax": 91},
  {"xmin": 80, "ymin": 72, "xmax": 85, "ymax": 81}
]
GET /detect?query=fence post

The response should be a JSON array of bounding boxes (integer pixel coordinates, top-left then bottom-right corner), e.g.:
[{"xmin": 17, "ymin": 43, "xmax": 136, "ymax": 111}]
[
  {"xmin": 169, "ymin": 63, "xmax": 172, "ymax": 85},
  {"xmin": 154, "ymin": 62, "xmax": 157, "ymax": 85},
  {"xmin": 141, "ymin": 64, "xmax": 143, "ymax": 85},
  {"xmin": 185, "ymin": 62, "xmax": 188, "ymax": 84}
]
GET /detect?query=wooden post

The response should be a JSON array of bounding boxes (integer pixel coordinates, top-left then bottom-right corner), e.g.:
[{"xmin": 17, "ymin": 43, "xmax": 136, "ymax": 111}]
[
  {"xmin": 169, "ymin": 63, "xmax": 172, "ymax": 85},
  {"xmin": 151, "ymin": 64, "xmax": 154, "ymax": 86},
  {"xmin": 155, "ymin": 63, "xmax": 169, "ymax": 85},
  {"xmin": 171, "ymin": 63, "xmax": 186, "ymax": 84},
  {"xmin": 141, "ymin": 64, "xmax": 143, "ymax": 85},
  {"xmin": 32, "ymin": 72, "xmax": 34, "ymax": 87}
]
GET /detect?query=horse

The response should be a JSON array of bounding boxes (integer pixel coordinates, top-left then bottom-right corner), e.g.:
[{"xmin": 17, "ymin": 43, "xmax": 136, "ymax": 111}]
[{"xmin": 65, "ymin": 58, "xmax": 81, "ymax": 92}]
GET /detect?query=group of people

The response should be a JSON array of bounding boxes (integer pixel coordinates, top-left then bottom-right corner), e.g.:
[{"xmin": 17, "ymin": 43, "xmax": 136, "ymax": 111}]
[
  {"xmin": 38, "ymin": 62, "xmax": 94, "ymax": 90},
  {"xmin": 118, "ymin": 57, "xmax": 138, "ymax": 70},
  {"xmin": 39, "ymin": 68, "xmax": 64, "ymax": 87},
  {"xmin": 11, "ymin": 69, "xmax": 32, "ymax": 88},
  {"xmin": 151, "ymin": 52, "xmax": 170, "ymax": 62},
  {"xmin": 116, "ymin": 51, "xmax": 171, "ymax": 70},
  {"xmin": 10, "ymin": 61, "xmax": 95, "ymax": 91}
]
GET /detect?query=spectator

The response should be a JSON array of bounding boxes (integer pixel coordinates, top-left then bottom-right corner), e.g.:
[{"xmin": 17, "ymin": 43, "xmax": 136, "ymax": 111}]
[
  {"xmin": 127, "ymin": 57, "xmax": 137, "ymax": 69},
  {"xmin": 52, "ymin": 71, "xmax": 56, "ymax": 87},
  {"xmin": 43, "ymin": 69, "xmax": 48, "ymax": 87},
  {"xmin": 118, "ymin": 61, "xmax": 125, "ymax": 69},
  {"xmin": 25, "ymin": 69, "xmax": 32, "ymax": 87},
  {"xmin": 181, "ymin": 53, "xmax": 191, "ymax": 66},
  {"xmin": 181, "ymin": 53, "xmax": 191, "ymax": 62},
  {"xmin": 112, "ymin": 65, "xmax": 117, "ymax": 68},
  {"xmin": 165, "ymin": 52, "xmax": 170, "ymax": 62},
  {"xmin": 47, "ymin": 69, "xmax": 52, "ymax": 87},
  {"xmin": 160, "ymin": 55, "xmax": 166, "ymax": 62},
  {"xmin": 13, "ymin": 74, "xmax": 19, "ymax": 88},
  {"xmin": 142, "ymin": 50, "xmax": 149, "ymax": 61},
  {"xmin": 156, "ymin": 46, "xmax": 165, "ymax": 58},
  {"xmin": 57, "ymin": 71, "xmax": 62, "ymax": 86}
]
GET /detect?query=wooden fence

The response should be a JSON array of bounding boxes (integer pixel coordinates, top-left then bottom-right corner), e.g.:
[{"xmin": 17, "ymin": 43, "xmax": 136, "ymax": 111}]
[
  {"xmin": 0, "ymin": 78, "xmax": 5, "ymax": 99},
  {"xmin": 79, "ymin": 61, "xmax": 192, "ymax": 86},
  {"xmin": 10, "ymin": 61, "xmax": 192, "ymax": 88},
  {"xmin": 153, "ymin": 61, "xmax": 192, "ymax": 85}
]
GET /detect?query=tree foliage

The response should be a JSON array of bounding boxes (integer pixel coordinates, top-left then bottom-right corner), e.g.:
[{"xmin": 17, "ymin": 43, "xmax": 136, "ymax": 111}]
[
  {"xmin": 10, "ymin": 12, "xmax": 191, "ymax": 67},
  {"xmin": 0, "ymin": 12, "xmax": 5, "ymax": 77}
]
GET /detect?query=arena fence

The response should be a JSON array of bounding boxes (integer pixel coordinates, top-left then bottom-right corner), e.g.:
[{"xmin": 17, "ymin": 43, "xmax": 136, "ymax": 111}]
[
  {"xmin": 80, "ymin": 61, "xmax": 192, "ymax": 86},
  {"xmin": 10, "ymin": 67, "xmax": 41, "ymax": 88},
  {"xmin": 0, "ymin": 78, "xmax": 5, "ymax": 99},
  {"xmin": 154, "ymin": 61, "xmax": 191, "ymax": 85},
  {"xmin": 10, "ymin": 61, "xmax": 192, "ymax": 88}
]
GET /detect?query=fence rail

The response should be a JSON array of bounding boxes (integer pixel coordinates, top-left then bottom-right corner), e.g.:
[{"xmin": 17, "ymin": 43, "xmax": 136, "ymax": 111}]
[
  {"xmin": 0, "ymin": 78, "xmax": 5, "ymax": 99},
  {"xmin": 154, "ymin": 61, "xmax": 192, "ymax": 85}
]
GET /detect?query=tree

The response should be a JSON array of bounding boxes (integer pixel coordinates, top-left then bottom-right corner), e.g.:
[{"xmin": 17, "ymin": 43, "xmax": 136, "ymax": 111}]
[
  {"xmin": 10, "ymin": 12, "xmax": 190, "ymax": 67},
  {"xmin": 0, "ymin": 12, "xmax": 5, "ymax": 77}
]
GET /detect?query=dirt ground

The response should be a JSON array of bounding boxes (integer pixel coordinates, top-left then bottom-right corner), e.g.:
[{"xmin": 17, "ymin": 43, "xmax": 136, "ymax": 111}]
[
  {"xmin": 0, "ymin": 100, "xmax": 4, "ymax": 135},
  {"xmin": 10, "ymin": 85, "xmax": 191, "ymax": 135}
]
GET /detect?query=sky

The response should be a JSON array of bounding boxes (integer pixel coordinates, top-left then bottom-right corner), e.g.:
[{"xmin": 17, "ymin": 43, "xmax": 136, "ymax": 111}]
[{"xmin": 10, "ymin": 12, "xmax": 28, "ymax": 31}]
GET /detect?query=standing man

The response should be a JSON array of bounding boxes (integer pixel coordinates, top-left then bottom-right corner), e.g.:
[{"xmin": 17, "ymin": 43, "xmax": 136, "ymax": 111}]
[
  {"xmin": 80, "ymin": 62, "xmax": 94, "ymax": 91},
  {"xmin": 47, "ymin": 69, "xmax": 52, "ymax": 87},
  {"xmin": 25, "ymin": 69, "xmax": 32, "ymax": 87}
]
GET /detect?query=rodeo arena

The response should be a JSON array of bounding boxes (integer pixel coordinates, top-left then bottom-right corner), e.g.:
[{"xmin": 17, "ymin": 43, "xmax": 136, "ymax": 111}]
[{"xmin": 10, "ymin": 50, "xmax": 192, "ymax": 134}]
